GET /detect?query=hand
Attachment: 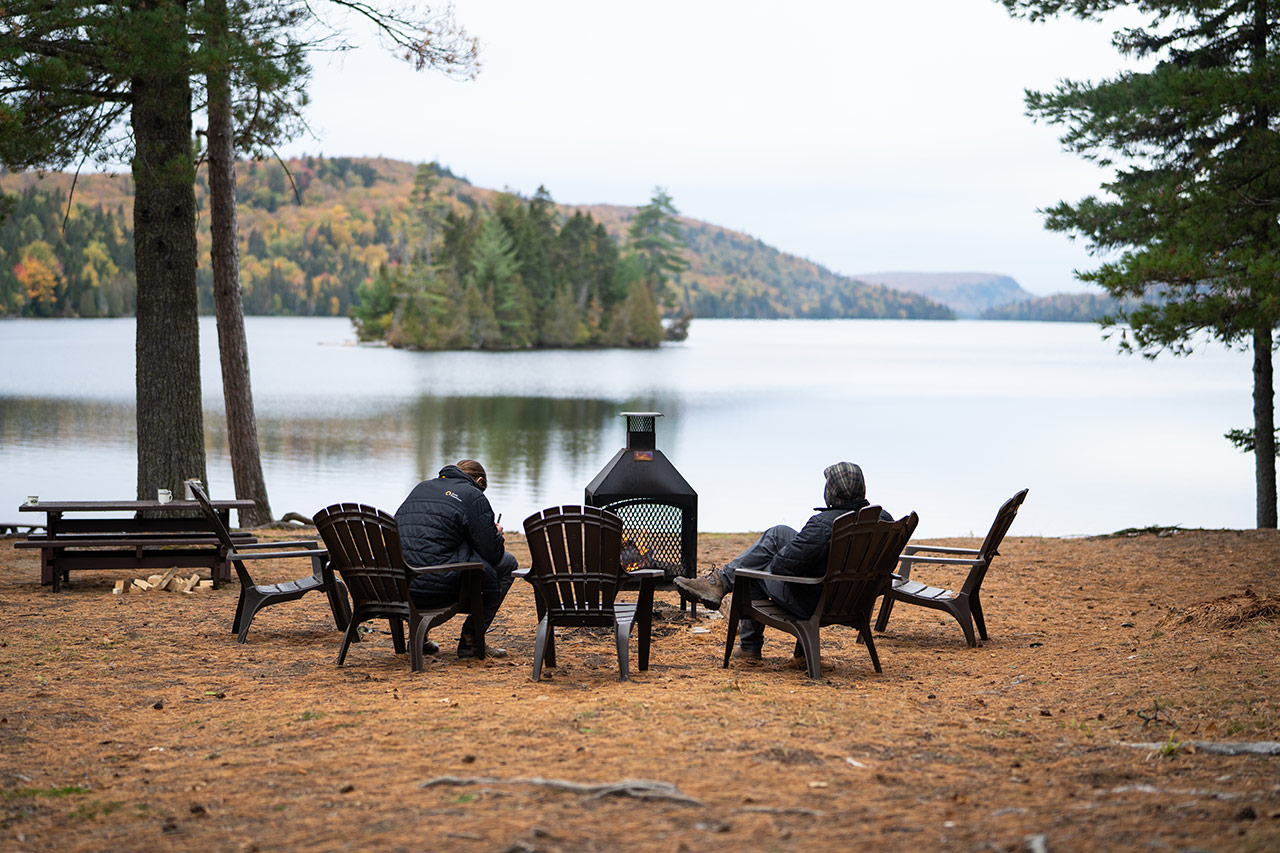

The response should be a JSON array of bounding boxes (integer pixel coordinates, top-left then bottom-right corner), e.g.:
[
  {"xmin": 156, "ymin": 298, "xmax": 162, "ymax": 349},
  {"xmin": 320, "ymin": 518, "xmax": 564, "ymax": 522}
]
[{"xmin": 496, "ymin": 523, "xmax": 504, "ymax": 536}]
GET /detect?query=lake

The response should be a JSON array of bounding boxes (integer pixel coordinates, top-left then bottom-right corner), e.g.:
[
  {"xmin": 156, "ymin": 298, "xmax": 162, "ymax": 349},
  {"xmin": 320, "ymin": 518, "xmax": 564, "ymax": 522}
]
[{"xmin": 0, "ymin": 316, "xmax": 1255, "ymax": 539}]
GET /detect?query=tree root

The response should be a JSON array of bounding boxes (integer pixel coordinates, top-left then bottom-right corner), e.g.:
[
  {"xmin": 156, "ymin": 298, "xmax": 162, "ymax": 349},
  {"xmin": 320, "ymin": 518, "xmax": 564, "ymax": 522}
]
[{"xmin": 419, "ymin": 775, "xmax": 702, "ymax": 805}]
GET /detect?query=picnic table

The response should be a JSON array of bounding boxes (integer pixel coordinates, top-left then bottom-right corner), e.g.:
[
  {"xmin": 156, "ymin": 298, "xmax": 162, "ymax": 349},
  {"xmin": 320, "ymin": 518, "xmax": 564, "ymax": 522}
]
[{"xmin": 15, "ymin": 498, "xmax": 258, "ymax": 591}]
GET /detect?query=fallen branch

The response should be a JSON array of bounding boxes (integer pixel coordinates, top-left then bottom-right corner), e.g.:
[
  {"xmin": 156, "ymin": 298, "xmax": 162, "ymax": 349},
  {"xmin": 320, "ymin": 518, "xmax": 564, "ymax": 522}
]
[
  {"xmin": 739, "ymin": 805, "xmax": 826, "ymax": 816},
  {"xmin": 1119, "ymin": 741, "xmax": 1280, "ymax": 756},
  {"xmin": 419, "ymin": 775, "xmax": 702, "ymax": 805}
]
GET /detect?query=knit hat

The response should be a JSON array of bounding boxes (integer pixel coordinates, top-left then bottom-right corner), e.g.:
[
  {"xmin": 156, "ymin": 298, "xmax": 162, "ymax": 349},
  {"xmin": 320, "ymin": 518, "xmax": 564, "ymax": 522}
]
[{"xmin": 823, "ymin": 462, "xmax": 865, "ymax": 506}]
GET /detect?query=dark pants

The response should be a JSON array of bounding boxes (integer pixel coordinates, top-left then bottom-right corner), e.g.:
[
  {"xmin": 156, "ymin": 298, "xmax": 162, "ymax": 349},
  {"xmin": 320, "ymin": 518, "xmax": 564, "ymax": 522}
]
[
  {"xmin": 410, "ymin": 552, "xmax": 518, "ymax": 643},
  {"xmin": 719, "ymin": 524, "xmax": 814, "ymax": 651}
]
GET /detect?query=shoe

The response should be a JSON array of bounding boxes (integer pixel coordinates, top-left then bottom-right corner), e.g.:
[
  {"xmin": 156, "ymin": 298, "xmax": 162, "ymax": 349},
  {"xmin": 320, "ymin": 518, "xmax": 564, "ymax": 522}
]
[
  {"xmin": 457, "ymin": 641, "xmax": 508, "ymax": 659},
  {"xmin": 674, "ymin": 569, "xmax": 726, "ymax": 609},
  {"xmin": 733, "ymin": 646, "xmax": 763, "ymax": 662},
  {"xmin": 422, "ymin": 638, "xmax": 439, "ymax": 656}
]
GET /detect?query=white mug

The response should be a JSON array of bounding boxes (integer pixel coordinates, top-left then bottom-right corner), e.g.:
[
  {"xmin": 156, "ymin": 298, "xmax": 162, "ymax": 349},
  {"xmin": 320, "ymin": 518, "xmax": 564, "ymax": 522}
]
[
  {"xmin": 157, "ymin": 489, "xmax": 172, "ymax": 504},
  {"xmin": 25, "ymin": 495, "xmax": 38, "ymax": 506}
]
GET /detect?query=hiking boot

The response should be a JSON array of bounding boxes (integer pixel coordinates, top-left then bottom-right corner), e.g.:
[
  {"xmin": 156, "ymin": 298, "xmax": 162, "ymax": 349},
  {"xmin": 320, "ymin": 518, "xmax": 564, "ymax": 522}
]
[
  {"xmin": 733, "ymin": 646, "xmax": 763, "ymax": 663},
  {"xmin": 674, "ymin": 569, "xmax": 727, "ymax": 609},
  {"xmin": 422, "ymin": 638, "xmax": 440, "ymax": 656},
  {"xmin": 457, "ymin": 640, "xmax": 508, "ymax": 659}
]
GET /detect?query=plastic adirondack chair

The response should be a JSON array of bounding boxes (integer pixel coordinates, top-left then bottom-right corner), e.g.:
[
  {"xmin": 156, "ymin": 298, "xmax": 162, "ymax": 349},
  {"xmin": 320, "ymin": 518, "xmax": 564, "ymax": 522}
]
[
  {"xmin": 723, "ymin": 506, "xmax": 918, "ymax": 679},
  {"xmin": 189, "ymin": 482, "xmax": 351, "ymax": 644},
  {"xmin": 313, "ymin": 502, "xmax": 484, "ymax": 672},
  {"xmin": 518, "ymin": 505, "xmax": 662, "ymax": 682},
  {"xmin": 874, "ymin": 489, "xmax": 1028, "ymax": 647}
]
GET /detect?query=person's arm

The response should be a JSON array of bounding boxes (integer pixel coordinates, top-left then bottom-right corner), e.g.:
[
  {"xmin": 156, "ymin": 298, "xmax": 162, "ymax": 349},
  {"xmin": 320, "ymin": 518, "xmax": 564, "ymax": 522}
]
[
  {"xmin": 464, "ymin": 494, "xmax": 507, "ymax": 566},
  {"xmin": 768, "ymin": 514, "xmax": 831, "ymax": 578}
]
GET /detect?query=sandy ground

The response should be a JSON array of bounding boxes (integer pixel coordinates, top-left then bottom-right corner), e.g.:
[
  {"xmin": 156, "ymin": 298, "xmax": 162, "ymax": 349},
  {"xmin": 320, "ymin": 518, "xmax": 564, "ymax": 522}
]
[{"xmin": 1, "ymin": 526, "xmax": 1278, "ymax": 852}]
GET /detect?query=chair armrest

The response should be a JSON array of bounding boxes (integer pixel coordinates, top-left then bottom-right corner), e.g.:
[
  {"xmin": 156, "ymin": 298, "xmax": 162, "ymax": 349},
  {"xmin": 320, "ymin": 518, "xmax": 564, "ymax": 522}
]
[
  {"xmin": 229, "ymin": 548, "xmax": 327, "ymax": 561},
  {"xmin": 407, "ymin": 561, "xmax": 485, "ymax": 575},
  {"xmin": 733, "ymin": 567, "xmax": 823, "ymax": 585},
  {"xmin": 898, "ymin": 554, "xmax": 984, "ymax": 567},
  {"xmin": 513, "ymin": 567, "xmax": 530, "ymax": 580},
  {"xmin": 903, "ymin": 544, "xmax": 981, "ymax": 556},
  {"xmin": 233, "ymin": 539, "xmax": 318, "ymax": 551},
  {"xmin": 625, "ymin": 568, "xmax": 663, "ymax": 581}
]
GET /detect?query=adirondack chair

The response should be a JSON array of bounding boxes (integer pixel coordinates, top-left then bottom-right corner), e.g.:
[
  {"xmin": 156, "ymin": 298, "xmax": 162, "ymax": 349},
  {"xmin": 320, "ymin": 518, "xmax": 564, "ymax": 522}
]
[
  {"xmin": 874, "ymin": 489, "xmax": 1028, "ymax": 647},
  {"xmin": 313, "ymin": 502, "xmax": 484, "ymax": 671},
  {"xmin": 723, "ymin": 506, "xmax": 918, "ymax": 679},
  {"xmin": 189, "ymin": 482, "xmax": 351, "ymax": 644},
  {"xmin": 518, "ymin": 505, "xmax": 663, "ymax": 681}
]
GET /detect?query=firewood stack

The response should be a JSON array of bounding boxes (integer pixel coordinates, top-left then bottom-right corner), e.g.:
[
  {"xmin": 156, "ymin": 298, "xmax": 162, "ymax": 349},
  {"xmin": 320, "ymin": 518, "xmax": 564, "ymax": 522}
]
[{"xmin": 112, "ymin": 568, "xmax": 214, "ymax": 595}]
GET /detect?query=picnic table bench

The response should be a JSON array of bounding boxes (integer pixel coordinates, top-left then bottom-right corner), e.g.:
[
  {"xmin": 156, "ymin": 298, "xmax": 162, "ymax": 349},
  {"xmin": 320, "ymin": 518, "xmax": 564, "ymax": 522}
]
[{"xmin": 15, "ymin": 499, "xmax": 258, "ymax": 591}]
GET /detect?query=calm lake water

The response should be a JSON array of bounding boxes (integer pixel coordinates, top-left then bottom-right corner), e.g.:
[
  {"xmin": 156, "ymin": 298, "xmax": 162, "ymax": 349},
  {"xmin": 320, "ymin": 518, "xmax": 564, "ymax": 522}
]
[{"xmin": 0, "ymin": 316, "xmax": 1256, "ymax": 538}]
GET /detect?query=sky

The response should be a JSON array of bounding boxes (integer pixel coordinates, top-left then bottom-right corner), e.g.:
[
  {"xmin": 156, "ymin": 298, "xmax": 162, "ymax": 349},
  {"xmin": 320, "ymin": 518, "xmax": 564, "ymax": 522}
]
[{"xmin": 278, "ymin": 0, "xmax": 1150, "ymax": 297}]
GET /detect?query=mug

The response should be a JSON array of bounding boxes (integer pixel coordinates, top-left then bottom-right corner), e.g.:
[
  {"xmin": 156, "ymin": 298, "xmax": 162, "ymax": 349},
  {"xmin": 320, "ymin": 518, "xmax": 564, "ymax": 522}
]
[
  {"xmin": 25, "ymin": 495, "xmax": 38, "ymax": 506},
  {"xmin": 157, "ymin": 489, "xmax": 173, "ymax": 504}
]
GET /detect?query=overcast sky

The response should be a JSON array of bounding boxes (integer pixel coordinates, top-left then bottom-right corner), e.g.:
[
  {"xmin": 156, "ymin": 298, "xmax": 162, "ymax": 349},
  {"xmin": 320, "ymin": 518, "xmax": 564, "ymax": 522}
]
[{"xmin": 278, "ymin": 0, "xmax": 1148, "ymax": 297}]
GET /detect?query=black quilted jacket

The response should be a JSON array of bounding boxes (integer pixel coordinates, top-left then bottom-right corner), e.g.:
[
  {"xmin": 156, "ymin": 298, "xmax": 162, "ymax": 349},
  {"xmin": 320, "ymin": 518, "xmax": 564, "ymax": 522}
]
[{"xmin": 394, "ymin": 465, "xmax": 507, "ymax": 592}]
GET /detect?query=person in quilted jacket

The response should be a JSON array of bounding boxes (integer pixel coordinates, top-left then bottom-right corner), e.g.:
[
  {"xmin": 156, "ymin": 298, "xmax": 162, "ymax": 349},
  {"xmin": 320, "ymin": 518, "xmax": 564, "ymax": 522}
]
[
  {"xmin": 675, "ymin": 461, "xmax": 893, "ymax": 661},
  {"xmin": 395, "ymin": 459, "xmax": 518, "ymax": 659}
]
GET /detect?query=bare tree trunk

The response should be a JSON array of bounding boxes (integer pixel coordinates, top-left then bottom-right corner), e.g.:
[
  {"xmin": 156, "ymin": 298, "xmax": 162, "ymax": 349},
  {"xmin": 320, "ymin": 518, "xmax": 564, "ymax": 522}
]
[
  {"xmin": 1254, "ymin": 325, "xmax": 1276, "ymax": 528},
  {"xmin": 132, "ymin": 4, "xmax": 207, "ymax": 503},
  {"xmin": 207, "ymin": 0, "xmax": 272, "ymax": 527}
]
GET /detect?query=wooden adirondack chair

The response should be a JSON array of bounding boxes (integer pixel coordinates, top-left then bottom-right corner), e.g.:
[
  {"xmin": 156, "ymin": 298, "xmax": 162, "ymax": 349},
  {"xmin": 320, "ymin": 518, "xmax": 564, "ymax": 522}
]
[
  {"xmin": 313, "ymin": 502, "xmax": 484, "ymax": 671},
  {"xmin": 723, "ymin": 506, "xmax": 919, "ymax": 679},
  {"xmin": 518, "ymin": 505, "xmax": 663, "ymax": 681},
  {"xmin": 189, "ymin": 482, "xmax": 351, "ymax": 644},
  {"xmin": 874, "ymin": 489, "xmax": 1028, "ymax": 647}
]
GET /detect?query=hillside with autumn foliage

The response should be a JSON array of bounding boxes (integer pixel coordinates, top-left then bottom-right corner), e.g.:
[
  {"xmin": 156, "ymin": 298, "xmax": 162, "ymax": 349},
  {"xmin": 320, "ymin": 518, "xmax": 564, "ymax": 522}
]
[{"xmin": 0, "ymin": 157, "xmax": 953, "ymax": 331}]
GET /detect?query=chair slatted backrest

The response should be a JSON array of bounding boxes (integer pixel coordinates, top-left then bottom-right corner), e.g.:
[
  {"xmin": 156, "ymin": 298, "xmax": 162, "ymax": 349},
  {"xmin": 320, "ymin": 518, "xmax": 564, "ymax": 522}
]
[
  {"xmin": 819, "ymin": 506, "xmax": 919, "ymax": 626},
  {"xmin": 523, "ymin": 505, "xmax": 624, "ymax": 624},
  {"xmin": 189, "ymin": 481, "xmax": 254, "ymax": 587},
  {"xmin": 962, "ymin": 488, "xmax": 1029, "ymax": 595},
  {"xmin": 313, "ymin": 503, "xmax": 411, "ymax": 616}
]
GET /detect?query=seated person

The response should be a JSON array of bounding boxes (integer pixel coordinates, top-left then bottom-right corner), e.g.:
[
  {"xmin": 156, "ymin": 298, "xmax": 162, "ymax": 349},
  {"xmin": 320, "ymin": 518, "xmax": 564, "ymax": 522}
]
[
  {"xmin": 675, "ymin": 461, "xmax": 892, "ymax": 660},
  {"xmin": 395, "ymin": 459, "xmax": 517, "ymax": 659}
]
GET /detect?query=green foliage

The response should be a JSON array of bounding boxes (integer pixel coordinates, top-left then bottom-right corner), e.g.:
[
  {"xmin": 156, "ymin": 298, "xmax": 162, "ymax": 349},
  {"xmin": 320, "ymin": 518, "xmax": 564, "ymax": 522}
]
[
  {"xmin": 628, "ymin": 186, "xmax": 690, "ymax": 309},
  {"xmin": 1004, "ymin": 0, "xmax": 1280, "ymax": 526},
  {"xmin": 980, "ymin": 292, "xmax": 1137, "ymax": 322},
  {"xmin": 1226, "ymin": 428, "xmax": 1280, "ymax": 456}
]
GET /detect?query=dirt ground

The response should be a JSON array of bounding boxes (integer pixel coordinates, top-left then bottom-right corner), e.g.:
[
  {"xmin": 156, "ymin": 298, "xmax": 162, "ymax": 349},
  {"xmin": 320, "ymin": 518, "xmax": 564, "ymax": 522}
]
[{"xmin": 1, "ymin": 526, "xmax": 1278, "ymax": 852}]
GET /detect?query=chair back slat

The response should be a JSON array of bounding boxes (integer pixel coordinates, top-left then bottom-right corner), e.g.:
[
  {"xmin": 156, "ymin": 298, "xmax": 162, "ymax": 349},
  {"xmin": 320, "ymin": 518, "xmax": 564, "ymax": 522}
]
[
  {"xmin": 523, "ymin": 505, "xmax": 623, "ymax": 619},
  {"xmin": 962, "ymin": 488, "xmax": 1029, "ymax": 595},
  {"xmin": 818, "ymin": 508, "xmax": 918, "ymax": 626},
  {"xmin": 314, "ymin": 503, "xmax": 411, "ymax": 613}
]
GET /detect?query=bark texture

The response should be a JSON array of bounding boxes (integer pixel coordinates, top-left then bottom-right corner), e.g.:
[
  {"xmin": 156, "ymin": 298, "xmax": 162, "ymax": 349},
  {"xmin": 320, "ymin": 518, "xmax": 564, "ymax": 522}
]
[
  {"xmin": 131, "ymin": 8, "xmax": 207, "ymax": 502},
  {"xmin": 1255, "ymin": 325, "xmax": 1276, "ymax": 528},
  {"xmin": 207, "ymin": 0, "xmax": 273, "ymax": 527}
]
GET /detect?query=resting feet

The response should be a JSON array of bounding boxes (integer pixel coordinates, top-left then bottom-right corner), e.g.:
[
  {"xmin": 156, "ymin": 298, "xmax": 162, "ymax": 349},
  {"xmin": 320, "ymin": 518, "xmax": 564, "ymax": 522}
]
[
  {"xmin": 458, "ymin": 639, "xmax": 508, "ymax": 659},
  {"xmin": 674, "ymin": 568, "xmax": 727, "ymax": 609}
]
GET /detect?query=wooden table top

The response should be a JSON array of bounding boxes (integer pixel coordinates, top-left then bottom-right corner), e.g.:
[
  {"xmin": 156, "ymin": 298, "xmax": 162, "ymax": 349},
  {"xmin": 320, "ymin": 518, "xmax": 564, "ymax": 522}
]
[{"xmin": 19, "ymin": 499, "xmax": 257, "ymax": 513}]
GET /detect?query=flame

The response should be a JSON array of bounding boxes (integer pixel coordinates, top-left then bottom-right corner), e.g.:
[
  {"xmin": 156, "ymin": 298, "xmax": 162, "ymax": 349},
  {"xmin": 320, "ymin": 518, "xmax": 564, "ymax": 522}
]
[{"xmin": 620, "ymin": 537, "xmax": 652, "ymax": 573}]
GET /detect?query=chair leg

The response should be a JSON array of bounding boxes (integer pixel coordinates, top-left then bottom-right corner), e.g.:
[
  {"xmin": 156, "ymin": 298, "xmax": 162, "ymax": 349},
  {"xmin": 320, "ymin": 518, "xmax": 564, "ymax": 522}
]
[
  {"xmin": 466, "ymin": 573, "xmax": 485, "ymax": 659},
  {"xmin": 232, "ymin": 588, "xmax": 249, "ymax": 637},
  {"xmin": 336, "ymin": 620, "xmax": 360, "ymax": 666},
  {"xmin": 636, "ymin": 581, "xmax": 655, "ymax": 671},
  {"xmin": 859, "ymin": 619, "xmax": 883, "ymax": 673},
  {"xmin": 795, "ymin": 627, "xmax": 821, "ymax": 679},
  {"xmin": 969, "ymin": 592, "xmax": 988, "ymax": 641},
  {"xmin": 949, "ymin": 600, "xmax": 977, "ymax": 647},
  {"xmin": 722, "ymin": 580, "xmax": 745, "ymax": 669},
  {"xmin": 236, "ymin": 588, "xmax": 270, "ymax": 644},
  {"xmin": 532, "ymin": 615, "xmax": 552, "ymax": 682},
  {"xmin": 615, "ymin": 619, "xmax": 632, "ymax": 681},
  {"xmin": 389, "ymin": 617, "xmax": 406, "ymax": 654},
  {"xmin": 410, "ymin": 616, "xmax": 428, "ymax": 673},
  {"xmin": 874, "ymin": 594, "xmax": 895, "ymax": 632}
]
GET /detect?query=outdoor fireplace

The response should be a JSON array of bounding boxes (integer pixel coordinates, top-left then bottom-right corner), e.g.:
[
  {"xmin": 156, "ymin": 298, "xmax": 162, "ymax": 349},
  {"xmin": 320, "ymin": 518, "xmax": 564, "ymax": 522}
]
[{"xmin": 584, "ymin": 413, "xmax": 698, "ymax": 588}]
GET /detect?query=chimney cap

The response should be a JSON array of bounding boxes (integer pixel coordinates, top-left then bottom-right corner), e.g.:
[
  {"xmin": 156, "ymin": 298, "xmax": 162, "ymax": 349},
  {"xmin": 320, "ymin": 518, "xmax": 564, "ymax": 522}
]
[{"xmin": 620, "ymin": 411, "xmax": 662, "ymax": 418}]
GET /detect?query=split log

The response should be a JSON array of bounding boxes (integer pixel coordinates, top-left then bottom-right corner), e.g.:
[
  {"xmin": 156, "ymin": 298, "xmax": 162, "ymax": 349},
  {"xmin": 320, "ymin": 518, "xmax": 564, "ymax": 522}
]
[{"xmin": 419, "ymin": 776, "xmax": 702, "ymax": 805}]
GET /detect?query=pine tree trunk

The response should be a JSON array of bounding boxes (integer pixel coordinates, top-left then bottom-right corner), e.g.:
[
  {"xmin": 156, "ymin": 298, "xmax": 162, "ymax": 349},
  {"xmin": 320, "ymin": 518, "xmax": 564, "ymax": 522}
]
[
  {"xmin": 1254, "ymin": 325, "xmax": 1277, "ymax": 528},
  {"xmin": 131, "ymin": 9, "xmax": 207, "ymax": 503},
  {"xmin": 207, "ymin": 0, "xmax": 273, "ymax": 528}
]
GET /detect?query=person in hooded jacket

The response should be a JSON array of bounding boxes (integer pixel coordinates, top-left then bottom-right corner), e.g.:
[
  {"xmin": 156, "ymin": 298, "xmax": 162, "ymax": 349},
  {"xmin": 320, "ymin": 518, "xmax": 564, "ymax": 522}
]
[
  {"xmin": 395, "ymin": 459, "xmax": 518, "ymax": 659},
  {"xmin": 674, "ymin": 461, "xmax": 893, "ymax": 661}
]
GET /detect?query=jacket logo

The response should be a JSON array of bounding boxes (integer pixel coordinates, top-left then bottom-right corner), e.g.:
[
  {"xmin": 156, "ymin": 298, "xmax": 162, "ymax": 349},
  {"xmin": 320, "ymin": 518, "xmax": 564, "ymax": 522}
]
[{"xmin": 444, "ymin": 490, "xmax": 463, "ymax": 502}]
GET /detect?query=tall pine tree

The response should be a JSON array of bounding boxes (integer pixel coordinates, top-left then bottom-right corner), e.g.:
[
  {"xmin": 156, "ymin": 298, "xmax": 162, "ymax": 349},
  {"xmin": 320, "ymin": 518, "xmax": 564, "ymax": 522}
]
[{"xmin": 1002, "ymin": 0, "xmax": 1280, "ymax": 527}]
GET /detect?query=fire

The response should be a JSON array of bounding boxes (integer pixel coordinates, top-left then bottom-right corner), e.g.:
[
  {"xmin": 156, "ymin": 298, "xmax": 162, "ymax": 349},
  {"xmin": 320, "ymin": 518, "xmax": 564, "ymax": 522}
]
[{"xmin": 620, "ymin": 537, "xmax": 657, "ymax": 573}]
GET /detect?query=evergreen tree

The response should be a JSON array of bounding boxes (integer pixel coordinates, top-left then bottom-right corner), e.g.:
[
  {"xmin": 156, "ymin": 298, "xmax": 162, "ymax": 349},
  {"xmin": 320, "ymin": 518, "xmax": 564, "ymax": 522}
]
[
  {"xmin": 470, "ymin": 214, "xmax": 533, "ymax": 348},
  {"xmin": 628, "ymin": 186, "xmax": 690, "ymax": 310},
  {"xmin": 1003, "ymin": 0, "xmax": 1280, "ymax": 527}
]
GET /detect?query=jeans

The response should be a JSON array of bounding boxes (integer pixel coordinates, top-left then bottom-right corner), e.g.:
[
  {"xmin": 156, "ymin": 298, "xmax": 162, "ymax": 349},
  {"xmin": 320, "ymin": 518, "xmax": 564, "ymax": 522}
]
[
  {"xmin": 410, "ymin": 551, "xmax": 518, "ymax": 643},
  {"xmin": 719, "ymin": 524, "xmax": 814, "ymax": 651}
]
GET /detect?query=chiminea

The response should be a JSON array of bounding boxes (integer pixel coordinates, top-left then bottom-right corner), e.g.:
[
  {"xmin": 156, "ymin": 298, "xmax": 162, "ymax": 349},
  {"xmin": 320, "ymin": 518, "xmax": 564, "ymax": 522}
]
[{"xmin": 584, "ymin": 413, "xmax": 698, "ymax": 589}]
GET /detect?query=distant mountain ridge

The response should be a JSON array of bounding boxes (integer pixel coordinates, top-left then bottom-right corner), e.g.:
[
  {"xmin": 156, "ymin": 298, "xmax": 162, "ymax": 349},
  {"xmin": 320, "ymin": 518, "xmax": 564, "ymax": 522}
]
[{"xmin": 854, "ymin": 271, "xmax": 1036, "ymax": 318}]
